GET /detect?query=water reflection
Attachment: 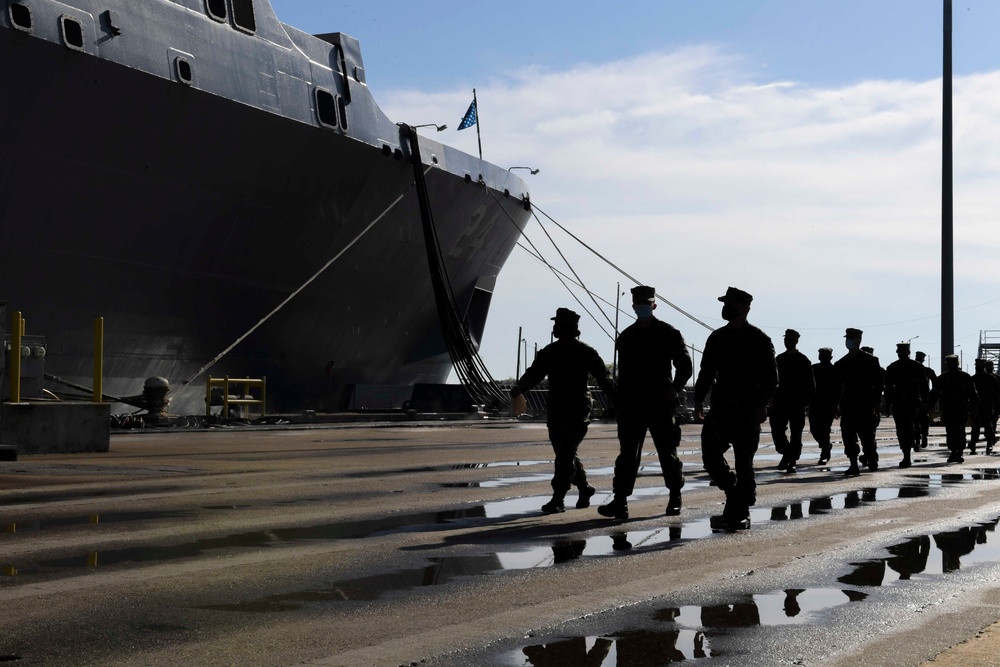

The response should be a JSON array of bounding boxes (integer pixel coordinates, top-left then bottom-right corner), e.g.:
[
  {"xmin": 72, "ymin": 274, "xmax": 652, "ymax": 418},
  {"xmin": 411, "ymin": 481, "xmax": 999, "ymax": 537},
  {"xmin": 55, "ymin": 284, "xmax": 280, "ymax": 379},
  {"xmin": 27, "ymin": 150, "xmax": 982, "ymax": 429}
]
[
  {"xmin": 519, "ymin": 629, "xmax": 712, "ymax": 666},
  {"xmin": 515, "ymin": 588, "xmax": 864, "ymax": 665},
  {"xmin": 839, "ymin": 517, "xmax": 1000, "ymax": 585}
]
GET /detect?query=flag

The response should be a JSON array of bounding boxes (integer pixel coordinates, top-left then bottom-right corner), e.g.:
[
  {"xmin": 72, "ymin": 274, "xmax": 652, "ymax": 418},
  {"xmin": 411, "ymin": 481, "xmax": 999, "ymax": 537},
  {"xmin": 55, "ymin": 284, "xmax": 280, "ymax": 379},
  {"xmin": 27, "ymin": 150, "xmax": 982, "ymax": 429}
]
[{"xmin": 458, "ymin": 99, "xmax": 477, "ymax": 130}]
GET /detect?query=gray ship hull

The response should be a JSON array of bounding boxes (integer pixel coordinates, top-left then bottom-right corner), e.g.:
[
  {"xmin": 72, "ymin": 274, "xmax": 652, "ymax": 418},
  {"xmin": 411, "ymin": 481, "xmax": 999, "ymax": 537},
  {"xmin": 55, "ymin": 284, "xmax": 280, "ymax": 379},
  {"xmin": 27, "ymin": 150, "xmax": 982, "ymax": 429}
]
[{"xmin": 0, "ymin": 0, "xmax": 530, "ymax": 412}]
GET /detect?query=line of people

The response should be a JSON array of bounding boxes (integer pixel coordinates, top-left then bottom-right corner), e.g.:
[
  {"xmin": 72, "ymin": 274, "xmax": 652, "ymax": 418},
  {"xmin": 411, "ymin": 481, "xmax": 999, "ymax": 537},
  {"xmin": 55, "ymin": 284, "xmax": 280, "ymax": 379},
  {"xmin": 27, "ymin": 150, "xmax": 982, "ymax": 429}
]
[{"xmin": 510, "ymin": 285, "xmax": 1000, "ymax": 531}]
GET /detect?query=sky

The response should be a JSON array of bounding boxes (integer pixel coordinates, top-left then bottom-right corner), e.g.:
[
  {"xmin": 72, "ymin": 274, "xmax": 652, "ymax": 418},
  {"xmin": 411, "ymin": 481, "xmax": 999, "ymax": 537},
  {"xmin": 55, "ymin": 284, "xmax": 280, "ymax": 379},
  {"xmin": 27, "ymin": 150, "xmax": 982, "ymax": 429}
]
[{"xmin": 269, "ymin": 0, "xmax": 1000, "ymax": 380}]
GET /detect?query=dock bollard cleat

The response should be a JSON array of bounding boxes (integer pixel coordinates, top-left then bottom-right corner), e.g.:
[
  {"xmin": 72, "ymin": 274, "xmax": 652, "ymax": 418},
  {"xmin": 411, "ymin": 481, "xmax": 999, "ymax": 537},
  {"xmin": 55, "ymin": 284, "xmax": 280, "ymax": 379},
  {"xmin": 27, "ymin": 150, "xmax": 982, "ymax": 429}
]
[
  {"xmin": 576, "ymin": 485, "xmax": 596, "ymax": 509},
  {"xmin": 597, "ymin": 497, "xmax": 629, "ymax": 520}
]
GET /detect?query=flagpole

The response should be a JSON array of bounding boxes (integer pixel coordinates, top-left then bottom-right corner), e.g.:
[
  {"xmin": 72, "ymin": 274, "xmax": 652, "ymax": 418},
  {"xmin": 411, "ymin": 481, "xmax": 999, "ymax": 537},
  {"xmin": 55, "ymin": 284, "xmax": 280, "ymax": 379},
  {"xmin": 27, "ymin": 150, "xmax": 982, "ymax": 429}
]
[{"xmin": 473, "ymin": 88, "xmax": 483, "ymax": 163}]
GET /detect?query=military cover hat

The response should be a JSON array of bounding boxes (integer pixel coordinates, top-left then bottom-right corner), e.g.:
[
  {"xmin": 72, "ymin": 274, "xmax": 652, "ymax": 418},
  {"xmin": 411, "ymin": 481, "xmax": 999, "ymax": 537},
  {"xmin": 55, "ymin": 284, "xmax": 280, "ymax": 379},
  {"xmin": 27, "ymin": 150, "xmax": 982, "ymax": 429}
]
[
  {"xmin": 551, "ymin": 308, "xmax": 581, "ymax": 324},
  {"xmin": 915, "ymin": 350, "xmax": 927, "ymax": 360},
  {"xmin": 717, "ymin": 286, "xmax": 753, "ymax": 304},
  {"xmin": 896, "ymin": 342, "xmax": 910, "ymax": 352},
  {"xmin": 819, "ymin": 347, "xmax": 833, "ymax": 353},
  {"xmin": 784, "ymin": 329, "xmax": 800, "ymax": 340},
  {"xmin": 631, "ymin": 285, "xmax": 656, "ymax": 304},
  {"xmin": 844, "ymin": 328, "xmax": 863, "ymax": 340},
  {"xmin": 945, "ymin": 354, "xmax": 959, "ymax": 361}
]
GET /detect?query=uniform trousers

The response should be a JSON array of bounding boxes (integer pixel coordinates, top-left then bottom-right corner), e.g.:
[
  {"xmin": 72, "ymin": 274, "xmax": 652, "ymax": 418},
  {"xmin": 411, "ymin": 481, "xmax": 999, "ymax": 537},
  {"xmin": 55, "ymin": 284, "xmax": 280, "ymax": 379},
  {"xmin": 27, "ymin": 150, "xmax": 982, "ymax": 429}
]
[
  {"xmin": 612, "ymin": 409, "xmax": 683, "ymax": 497},
  {"xmin": 840, "ymin": 409, "xmax": 879, "ymax": 463},
  {"xmin": 970, "ymin": 407, "xmax": 996, "ymax": 450},
  {"xmin": 941, "ymin": 410, "xmax": 969, "ymax": 456},
  {"xmin": 769, "ymin": 401, "xmax": 805, "ymax": 461},
  {"xmin": 700, "ymin": 408, "xmax": 760, "ymax": 509},
  {"xmin": 809, "ymin": 406, "xmax": 835, "ymax": 452},
  {"xmin": 547, "ymin": 421, "xmax": 590, "ymax": 495},
  {"xmin": 891, "ymin": 400, "xmax": 919, "ymax": 453}
]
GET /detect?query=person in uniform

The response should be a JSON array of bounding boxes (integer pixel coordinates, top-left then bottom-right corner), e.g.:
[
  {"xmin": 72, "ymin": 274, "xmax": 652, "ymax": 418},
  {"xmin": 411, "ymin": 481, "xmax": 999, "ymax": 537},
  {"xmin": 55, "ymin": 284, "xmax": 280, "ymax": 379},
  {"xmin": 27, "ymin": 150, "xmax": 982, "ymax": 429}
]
[
  {"xmin": 511, "ymin": 308, "xmax": 617, "ymax": 514},
  {"xmin": 969, "ymin": 359, "xmax": 999, "ymax": 455},
  {"xmin": 598, "ymin": 285, "xmax": 692, "ymax": 520},
  {"xmin": 693, "ymin": 287, "xmax": 777, "ymax": 530},
  {"xmin": 834, "ymin": 328, "xmax": 884, "ymax": 476},
  {"xmin": 809, "ymin": 348, "xmax": 838, "ymax": 465},
  {"xmin": 928, "ymin": 354, "xmax": 978, "ymax": 463},
  {"xmin": 884, "ymin": 342, "xmax": 928, "ymax": 468},
  {"xmin": 914, "ymin": 351, "xmax": 937, "ymax": 450},
  {"xmin": 770, "ymin": 329, "xmax": 815, "ymax": 473}
]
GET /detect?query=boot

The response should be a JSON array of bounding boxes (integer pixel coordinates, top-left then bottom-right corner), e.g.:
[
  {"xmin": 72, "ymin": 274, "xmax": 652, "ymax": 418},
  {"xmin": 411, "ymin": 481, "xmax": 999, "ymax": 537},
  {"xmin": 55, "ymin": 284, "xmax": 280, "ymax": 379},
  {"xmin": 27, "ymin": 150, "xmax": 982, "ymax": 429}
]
[
  {"xmin": 899, "ymin": 450, "xmax": 912, "ymax": 469},
  {"xmin": 576, "ymin": 485, "xmax": 596, "ymax": 509},
  {"xmin": 665, "ymin": 489, "xmax": 682, "ymax": 516},
  {"xmin": 541, "ymin": 491, "xmax": 566, "ymax": 514},
  {"xmin": 817, "ymin": 447, "xmax": 831, "ymax": 466},
  {"xmin": 844, "ymin": 458, "xmax": 861, "ymax": 477},
  {"xmin": 597, "ymin": 496, "xmax": 629, "ymax": 520}
]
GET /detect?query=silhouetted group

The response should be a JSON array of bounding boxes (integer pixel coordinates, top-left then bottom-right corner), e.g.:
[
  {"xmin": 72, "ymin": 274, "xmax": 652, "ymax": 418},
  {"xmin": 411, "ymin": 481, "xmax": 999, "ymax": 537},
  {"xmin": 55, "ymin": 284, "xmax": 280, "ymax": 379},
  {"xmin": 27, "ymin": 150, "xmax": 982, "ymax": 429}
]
[{"xmin": 513, "ymin": 285, "xmax": 1000, "ymax": 531}]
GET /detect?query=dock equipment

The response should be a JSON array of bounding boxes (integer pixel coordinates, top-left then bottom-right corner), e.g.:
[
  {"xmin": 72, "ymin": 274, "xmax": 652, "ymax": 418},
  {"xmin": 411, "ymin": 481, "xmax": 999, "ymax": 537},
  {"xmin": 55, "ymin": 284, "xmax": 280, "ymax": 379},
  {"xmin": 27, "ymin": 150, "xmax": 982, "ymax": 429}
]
[{"xmin": 206, "ymin": 376, "xmax": 266, "ymax": 419}]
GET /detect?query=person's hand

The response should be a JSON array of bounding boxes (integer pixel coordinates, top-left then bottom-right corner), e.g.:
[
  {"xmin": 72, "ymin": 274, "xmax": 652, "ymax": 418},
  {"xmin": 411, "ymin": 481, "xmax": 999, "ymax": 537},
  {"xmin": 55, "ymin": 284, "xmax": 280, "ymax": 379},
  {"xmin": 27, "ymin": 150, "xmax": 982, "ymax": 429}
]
[
  {"xmin": 694, "ymin": 402, "xmax": 704, "ymax": 421},
  {"xmin": 663, "ymin": 386, "xmax": 678, "ymax": 403},
  {"xmin": 755, "ymin": 403, "xmax": 768, "ymax": 424}
]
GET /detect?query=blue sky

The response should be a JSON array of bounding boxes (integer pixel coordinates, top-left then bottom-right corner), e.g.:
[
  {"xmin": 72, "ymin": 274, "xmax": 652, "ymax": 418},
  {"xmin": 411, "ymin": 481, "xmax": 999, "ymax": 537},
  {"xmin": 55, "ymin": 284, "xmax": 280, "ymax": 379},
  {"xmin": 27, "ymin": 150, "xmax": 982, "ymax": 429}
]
[{"xmin": 270, "ymin": 1, "xmax": 1000, "ymax": 378}]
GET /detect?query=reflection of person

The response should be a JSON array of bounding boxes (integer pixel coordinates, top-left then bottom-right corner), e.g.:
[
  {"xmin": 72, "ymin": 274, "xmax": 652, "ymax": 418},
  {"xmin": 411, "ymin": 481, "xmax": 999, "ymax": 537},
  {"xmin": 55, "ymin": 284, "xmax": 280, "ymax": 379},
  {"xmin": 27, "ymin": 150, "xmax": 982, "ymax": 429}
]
[
  {"xmin": 915, "ymin": 351, "xmax": 937, "ymax": 449},
  {"xmin": 837, "ymin": 559, "xmax": 887, "ymax": 587},
  {"xmin": 521, "ymin": 637, "xmax": 612, "ymax": 667},
  {"xmin": 934, "ymin": 526, "xmax": 981, "ymax": 572},
  {"xmin": 884, "ymin": 342, "xmax": 928, "ymax": 468},
  {"xmin": 834, "ymin": 328, "xmax": 884, "ymax": 476},
  {"xmin": 970, "ymin": 359, "xmax": 1000, "ymax": 455},
  {"xmin": 770, "ymin": 329, "xmax": 815, "ymax": 473},
  {"xmin": 783, "ymin": 589, "xmax": 805, "ymax": 617},
  {"xmin": 810, "ymin": 348, "xmax": 837, "ymax": 465},
  {"xmin": 512, "ymin": 308, "xmax": 617, "ymax": 513},
  {"xmin": 694, "ymin": 287, "xmax": 777, "ymax": 530},
  {"xmin": 700, "ymin": 601, "xmax": 761, "ymax": 628},
  {"xmin": 599, "ymin": 285, "xmax": 692, "ymax": 520},
  {"xmin": 886, "ymin": 535, "xmax": 930, "ymax": 580},
  {"xmin": 929, "ymin": 355, "xmax": 978, "ymax": 463}
]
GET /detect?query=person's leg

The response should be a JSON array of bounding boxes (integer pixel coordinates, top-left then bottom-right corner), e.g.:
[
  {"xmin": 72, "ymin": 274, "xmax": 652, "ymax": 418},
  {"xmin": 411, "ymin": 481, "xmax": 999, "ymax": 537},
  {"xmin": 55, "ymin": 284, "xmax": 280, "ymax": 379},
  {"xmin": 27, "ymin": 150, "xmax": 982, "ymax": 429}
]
[{"xmin": 649, "ymin": 416, "xmax": 683, "ymax": 514}]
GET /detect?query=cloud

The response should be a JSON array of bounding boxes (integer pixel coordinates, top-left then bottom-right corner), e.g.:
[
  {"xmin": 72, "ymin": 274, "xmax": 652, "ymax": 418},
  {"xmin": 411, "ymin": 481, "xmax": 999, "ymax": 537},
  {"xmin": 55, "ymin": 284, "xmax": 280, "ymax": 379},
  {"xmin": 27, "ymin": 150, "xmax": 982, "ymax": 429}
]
[{"xmin": 381, "ymin": 45, "xmax": 1000, "ymax": 376}]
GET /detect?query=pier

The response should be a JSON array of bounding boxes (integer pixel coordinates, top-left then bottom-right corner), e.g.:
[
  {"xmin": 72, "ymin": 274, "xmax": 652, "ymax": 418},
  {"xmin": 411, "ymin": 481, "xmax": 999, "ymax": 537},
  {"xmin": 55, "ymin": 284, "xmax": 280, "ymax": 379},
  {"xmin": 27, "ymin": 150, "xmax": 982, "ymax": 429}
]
[{"xmin": 3, "ymin": 420, "xmax": 1000, "ymax": 665}]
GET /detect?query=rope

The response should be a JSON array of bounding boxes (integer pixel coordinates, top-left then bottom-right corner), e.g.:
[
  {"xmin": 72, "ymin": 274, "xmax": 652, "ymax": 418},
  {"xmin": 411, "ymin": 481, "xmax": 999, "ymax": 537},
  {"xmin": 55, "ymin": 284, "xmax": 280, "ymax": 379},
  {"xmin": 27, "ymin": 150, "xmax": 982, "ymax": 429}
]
[
  {"xmin": 168, "ymin": 183, "xmax": 414, "ymax": 404},
  {"xmin": 531, "ymin": 202, "xmax": 714, "ymax": 332}
]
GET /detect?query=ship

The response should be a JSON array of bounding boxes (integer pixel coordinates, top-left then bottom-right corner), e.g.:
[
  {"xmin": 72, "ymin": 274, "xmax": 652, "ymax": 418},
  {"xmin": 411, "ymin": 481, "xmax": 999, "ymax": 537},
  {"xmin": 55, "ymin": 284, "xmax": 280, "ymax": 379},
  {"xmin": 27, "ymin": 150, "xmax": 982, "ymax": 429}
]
[{"xmin": 0, "ymin": 0, "xmax": 532, "ymax": 413}]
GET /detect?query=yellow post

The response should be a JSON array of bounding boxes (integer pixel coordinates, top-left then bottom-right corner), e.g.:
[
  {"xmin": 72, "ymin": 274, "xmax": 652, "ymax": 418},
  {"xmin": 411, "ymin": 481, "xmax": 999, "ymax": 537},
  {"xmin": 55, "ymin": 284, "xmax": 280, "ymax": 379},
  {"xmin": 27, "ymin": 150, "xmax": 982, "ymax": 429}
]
[
  {"xmin": 9, "ymin": 311, "xmax": 22, "ymax": 403},
  {"xmin": 261, "ymin": 376, "xmax": 267, "ymax": 418},
  {"xmin": 93, "ymin": 317, "xmax": 104, "ymax": 403},
  {"xmin": 223, "ymin": 376, "xmax": 230, "ymax": 419},
  {"xmin": 206, "ymin": 377, "xmax": 212, "ymax": 417}
]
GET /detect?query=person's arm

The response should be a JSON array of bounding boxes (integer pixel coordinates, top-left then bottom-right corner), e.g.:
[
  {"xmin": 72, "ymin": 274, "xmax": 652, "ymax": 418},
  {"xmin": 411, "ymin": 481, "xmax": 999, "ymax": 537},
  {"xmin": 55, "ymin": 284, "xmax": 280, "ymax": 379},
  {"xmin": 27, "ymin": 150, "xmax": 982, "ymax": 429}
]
[
  {"xmin": 693, "ymin": 333, "xmax": 717, "ymax": 420},
  {"xmin": 671, "ymin": 330, "xmax": 693, "ymax": 397},
  {"xmin": 511, "ymin": 348, "xmax": 548, "ymax": 398}
]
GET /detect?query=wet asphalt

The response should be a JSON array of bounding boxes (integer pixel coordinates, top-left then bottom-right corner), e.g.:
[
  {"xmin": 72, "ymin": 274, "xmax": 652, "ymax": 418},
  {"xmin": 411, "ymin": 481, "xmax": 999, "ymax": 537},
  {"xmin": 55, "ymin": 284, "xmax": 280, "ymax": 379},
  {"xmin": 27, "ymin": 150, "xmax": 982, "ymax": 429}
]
[{"xmin": 2, "ymin": 420, "xmax": 1000, "ymax": 666}]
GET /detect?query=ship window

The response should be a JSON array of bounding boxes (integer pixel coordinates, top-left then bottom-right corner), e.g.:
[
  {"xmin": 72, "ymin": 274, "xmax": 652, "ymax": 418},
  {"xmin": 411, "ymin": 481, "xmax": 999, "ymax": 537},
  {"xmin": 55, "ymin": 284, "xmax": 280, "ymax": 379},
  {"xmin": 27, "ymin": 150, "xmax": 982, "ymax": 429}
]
[
  {"xmin": 175, "ymin": 57, "xmax": 193, "ymax": 84},
  {"xmin": 337, "ymin": 95, "xmax": 348, "ymax": 131},
  {"xmin": 206, "ymin": 0, "xmax": 226, "ymax": 22},
  {"xmin": 230, "ymin": 0, "xmax": 256, "ymax": 33},
  {"xmin": 315, "ymin": 88, "xmax": 338, "ymax": 129},
  {"xmin": 9, "ymin": 3, "xmax": 32, "ymax": 31},
  {"xmin": 60, "ymin": 15, "xmax": 84, "ymax": 50}
]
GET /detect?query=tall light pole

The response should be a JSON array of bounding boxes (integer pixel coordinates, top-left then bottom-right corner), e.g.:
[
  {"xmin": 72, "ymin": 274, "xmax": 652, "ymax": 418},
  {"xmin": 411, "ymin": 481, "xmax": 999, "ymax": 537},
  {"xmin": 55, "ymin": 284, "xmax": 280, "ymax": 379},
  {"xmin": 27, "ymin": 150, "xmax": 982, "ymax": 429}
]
[
  {"xmin": 515, "ymin": 326, "xmax": 523, "ymax": 379},
  {"xmin": 942, "ymin": 0, "xmax": 954, "ymax": 372}
]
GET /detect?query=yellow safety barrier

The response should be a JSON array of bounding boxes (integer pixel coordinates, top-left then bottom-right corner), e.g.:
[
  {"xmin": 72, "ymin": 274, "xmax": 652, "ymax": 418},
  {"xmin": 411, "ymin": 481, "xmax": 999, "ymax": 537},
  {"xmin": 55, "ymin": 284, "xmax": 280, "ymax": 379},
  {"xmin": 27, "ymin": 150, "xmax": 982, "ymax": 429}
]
[{"xmin": 205, "ymin": 376, "xmax": 267, "ymax": 419}]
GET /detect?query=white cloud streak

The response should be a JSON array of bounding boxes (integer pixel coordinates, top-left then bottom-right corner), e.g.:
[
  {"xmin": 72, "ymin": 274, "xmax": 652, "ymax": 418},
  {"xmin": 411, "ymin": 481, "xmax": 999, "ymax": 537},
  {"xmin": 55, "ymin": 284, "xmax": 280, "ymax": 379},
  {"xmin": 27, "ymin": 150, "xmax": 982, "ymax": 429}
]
[{"xmin": 382, "ymin": 45, "xmax": 1000, "ymax": 376}]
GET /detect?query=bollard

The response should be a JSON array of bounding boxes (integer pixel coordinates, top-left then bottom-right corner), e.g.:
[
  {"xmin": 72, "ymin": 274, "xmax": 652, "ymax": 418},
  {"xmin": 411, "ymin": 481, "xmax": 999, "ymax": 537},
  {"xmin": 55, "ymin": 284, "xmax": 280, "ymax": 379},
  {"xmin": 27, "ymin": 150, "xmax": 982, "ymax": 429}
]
[
  {"xmin": 93, "ymin": 317, "xmax": 104, "ymax": 403},
  {"xmin": 10, "ymin": 311, "xmax": 22, "ymax": 402}
]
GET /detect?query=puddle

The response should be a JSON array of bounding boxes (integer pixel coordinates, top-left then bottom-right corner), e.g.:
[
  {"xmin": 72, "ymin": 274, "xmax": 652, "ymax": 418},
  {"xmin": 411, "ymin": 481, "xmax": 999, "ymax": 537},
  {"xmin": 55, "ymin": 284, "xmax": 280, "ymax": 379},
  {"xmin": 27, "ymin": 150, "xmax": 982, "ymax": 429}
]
[
  {"xmin": 509, "ymin": 588, "xmax": 865, "ymax": 665},
  {"xmin": 514, "ymin": 629, "xmax": 713, "ymax": 665},
  {"xmin": 839, "ymin": 517, "xmax": 1000, "ymax": 586}
]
